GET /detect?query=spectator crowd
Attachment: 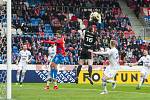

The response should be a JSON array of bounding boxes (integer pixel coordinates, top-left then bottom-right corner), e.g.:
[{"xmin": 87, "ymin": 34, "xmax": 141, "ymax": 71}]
[{"xmin": 0, "ymin": 0, "xmax": 150, "ymax": 65}]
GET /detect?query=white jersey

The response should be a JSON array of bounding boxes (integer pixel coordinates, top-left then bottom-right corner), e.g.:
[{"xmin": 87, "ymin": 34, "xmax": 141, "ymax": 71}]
[
  {"xmin": 100, "ymin": 47, "xmax": 119, "ymax": 68},
  {"xmin": 138, "ymin": 55, "xmax": 150, "ymax": 68},
  {"xmin": 138, "ymin": 55, "xmax": 150, "ymax": 79},
  {"xmin": 48, "ymin": 45, "xmax": 56, "ymax": 57},
  {"xmin": 19, "ymin": 50, "xmax": 31, "ymax": 63}
]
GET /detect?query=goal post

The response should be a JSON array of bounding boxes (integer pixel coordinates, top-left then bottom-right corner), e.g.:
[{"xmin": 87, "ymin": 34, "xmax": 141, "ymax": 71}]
[{"xmin": 6, "ymin": 0, "xmax": 12, "ymax": 99}]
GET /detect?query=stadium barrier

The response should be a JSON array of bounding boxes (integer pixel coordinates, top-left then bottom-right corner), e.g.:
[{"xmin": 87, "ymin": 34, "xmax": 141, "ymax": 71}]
[
  {"xmin": 79, "ymin": 70, "xmax": 150, "ymax": 84},
  {"xmin": 0, "ymin": 64, "xmax": 150, "ymax": 84}
]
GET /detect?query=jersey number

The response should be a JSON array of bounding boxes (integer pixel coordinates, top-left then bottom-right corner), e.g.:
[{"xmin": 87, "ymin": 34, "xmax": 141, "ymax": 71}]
[{"xmin": 86, "ymin": 37, "xmax": 93, "ymax": 43}]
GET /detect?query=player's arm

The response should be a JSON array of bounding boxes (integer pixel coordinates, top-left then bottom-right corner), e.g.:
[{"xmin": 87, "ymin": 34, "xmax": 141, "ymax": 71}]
[
  {"xmin": 41, "ymin": 40, "xmax": 55, "ymax": 44},
  {"xmin": 16, "ymin": 52, "xmax": 21, "ymax": 65},
  {"xmin": 145, "ymin": 56, "xmax": 150, "ymax": 67},
  {"xmin": 93, "ymin": 50, "xmax": 110, "ymax": 56},
  {"xmin": 27, "ymin": 52, "xmax": 32, "ymax": 63},
  {"xmin": 89, "ymin": 12, "xmax": 93, "ymax": 21},
  {"xmin": 80, "ymin": 30, "xmax": 85, "ymax": 39},
  {"xmin": 126, "ymin": 57, "xmax": 142, "ymax": 67},
  {"xmin": 54, "ymin": 45, "xmax": 57, "ymax": 55}
]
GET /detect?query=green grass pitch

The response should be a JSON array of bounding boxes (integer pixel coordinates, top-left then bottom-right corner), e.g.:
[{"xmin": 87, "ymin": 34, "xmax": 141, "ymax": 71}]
[{"xmin": 12, "ymin": 83, "xmax": 150, "ymax": 100}]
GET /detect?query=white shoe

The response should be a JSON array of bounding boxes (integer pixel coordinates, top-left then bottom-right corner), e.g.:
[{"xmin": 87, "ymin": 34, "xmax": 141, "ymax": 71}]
[
  {"xmin": 20, "ymin": 85, "xmax": 23, "ymax": 87},
  {"xmin": 100, "ymin": 91, "xmax": 108, "ymax": 94},
  {"xmin": 112, "ymin": 83, "xmax": 116, "ymax": 90}
]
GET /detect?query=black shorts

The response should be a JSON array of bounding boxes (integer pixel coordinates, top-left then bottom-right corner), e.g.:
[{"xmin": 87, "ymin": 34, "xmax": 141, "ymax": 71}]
[{"xmin": 80, "ymin": 49, "xmax": 91, "ymax": 59}]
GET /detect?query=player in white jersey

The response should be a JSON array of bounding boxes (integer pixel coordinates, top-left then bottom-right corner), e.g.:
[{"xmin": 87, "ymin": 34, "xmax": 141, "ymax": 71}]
[
  {"xmin": 93, "ymin": 40, "xmax": 120, "ymax": 94},
  {"xmin": 16, "ymin": 44, "xmax": 32, "ymax": 87},
  {"xmin": 45, "ymin": 43, "xmax": 56, "ymax": 90},
  {"xmin": 130, "ymin": 49, "xmax": 150, "ymax": 89},
  {"xmin": 48, "ymin": 43, "xmax": 56, "ymax": 62}
]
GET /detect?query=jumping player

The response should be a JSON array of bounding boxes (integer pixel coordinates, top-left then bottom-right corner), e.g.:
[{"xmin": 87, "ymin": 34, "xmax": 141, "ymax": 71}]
[
  {"xmin": 93, "ymin": 40, "xmax": 120, "ymax": 94},
  {"xmin": 16, "ymin": 44, "xmax": 32, "ymax": 87},
  {"xmin": 42, "ymin": 33, "xmax": 65, "ymax": 90},
  {"xmin": 129, "ymin": 49, "xmax": 150, "ymax": 89},
  {"xmin": 76, "ymin": 26, "xmax": 97, "ymax": 84}
]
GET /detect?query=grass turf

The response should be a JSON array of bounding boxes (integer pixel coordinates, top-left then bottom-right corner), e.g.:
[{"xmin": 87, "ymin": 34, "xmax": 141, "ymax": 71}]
[{"xmin": 12, "ymin": 83, "xmax": 150, "ymax": 100}]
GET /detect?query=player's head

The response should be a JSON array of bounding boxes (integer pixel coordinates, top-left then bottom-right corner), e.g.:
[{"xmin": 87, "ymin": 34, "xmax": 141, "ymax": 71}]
[
  {"xmin": 110, "ymin": 40, "xmax": 116, "ymax": 48},
  {"xmin": 51, "ymin": 43, "xmax": 55, "ymax": 47},
  {"xmin": 143, "ymin": 49, "xmax": 148, "ymax": 56},
  {"xmin": 88, "ymin": 26, "xmax": 94, "ymax": 33},
  {"xmin": 55, "ymin": 30, "xmax": 62, "ymax": 38},
  {"xmin": 23, "ymin": 44, "xmax": 27, "ymax": 51}
]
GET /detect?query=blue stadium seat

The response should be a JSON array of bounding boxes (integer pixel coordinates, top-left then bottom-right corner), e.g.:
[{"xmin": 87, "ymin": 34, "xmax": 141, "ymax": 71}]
[
  {"xmin": 19, "ymin": 17, "xmax": 24, "ymax": 24},
  {"xmin": 40, "ymin": 10, "xmax": 45, "ymax": 16},
  {"xmin": 12, "ymin": 46, "xmax": 19, "ymax": 54},
  {"xmin": 31, "ymin": 18, "xmax": 39, "ymax": 26},
  {"xmin": 44, "ymin": 24, "xmax": 51, "ymax": 30},
  {"xmin": 44, "ymin": 29, "xmax": 53, "ymax": 33}
]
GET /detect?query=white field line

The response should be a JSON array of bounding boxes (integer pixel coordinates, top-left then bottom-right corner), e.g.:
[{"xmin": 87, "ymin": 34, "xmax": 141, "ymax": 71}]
[
  {"xmin": 60, "ymin": 88, "xmax": 150, "ymax": 95},
  {"xmin": 13, "ymin": 85, "xmax": 150, "ymax": 95}
]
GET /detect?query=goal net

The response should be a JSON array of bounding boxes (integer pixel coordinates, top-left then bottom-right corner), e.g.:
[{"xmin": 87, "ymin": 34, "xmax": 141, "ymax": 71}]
[
  {"xmin": 0, "ymin": 2, "xmax": 7, "ymax": 99},
  {"xmin": 0, "ymin": 0, "xmax": 12, "ymax": 99}
]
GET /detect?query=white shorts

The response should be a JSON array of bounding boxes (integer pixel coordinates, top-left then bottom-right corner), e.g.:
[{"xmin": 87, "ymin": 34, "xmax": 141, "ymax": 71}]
[
  {"xmin": 103, "ymin": 66, "xmax": 118, "ymax": 79},
  {"xmin": 18, "ymin": 62, "xmax": 27, "ymax": 73},
  {"xmin": 140, "ymin": 67, "xmax": 150, "ymax": 79},
  {"xmin": 48, "ymin": 55, "xmax": 55, "ymax": 62}
]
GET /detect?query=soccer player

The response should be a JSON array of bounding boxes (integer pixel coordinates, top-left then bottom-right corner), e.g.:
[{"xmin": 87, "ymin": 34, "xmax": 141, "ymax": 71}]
[
  {"xmin": 76, "ymin": 26, "xmax": 97, "ymax": 85},
  {"xmin": 129, "ymin": 49, "xmax": 150, "ymax": 89},
  {"xmin": 93, "ymin": 40, "xmax": 120, "ymax": 94},
  {"xmin": 42, "ymin": 33, "xmax": 65, "ymax": 90},
  {"xmin": 45, "ymin": 43, "xmax": 56, "ymax": 89},
  {"xmin": 16, "ymin": 44, "xmax": 32, "ymax": 87}
]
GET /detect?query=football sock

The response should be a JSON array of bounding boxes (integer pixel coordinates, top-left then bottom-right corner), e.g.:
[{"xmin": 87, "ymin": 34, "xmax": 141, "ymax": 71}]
[
  {"xmin": 88, "ymin": 65, "xmax": 92, "ymax": 77},
  {"xmin": 76, "ymin": 65, "xmax": 82, "ymax": 77},
  {"xmin": 102, "ymin": 77, "xmax": 107, "ymax": 91},
  {"xmin": 16, "ymin": 72, "xmax": 20, "ymax": 82},
  {"xmin": 20, "ymin": 73, "xmax": 25, "ymax": 83},
  {"xmin": 139, "ymin": 76, "xmax": 144, "ymax": 87}
]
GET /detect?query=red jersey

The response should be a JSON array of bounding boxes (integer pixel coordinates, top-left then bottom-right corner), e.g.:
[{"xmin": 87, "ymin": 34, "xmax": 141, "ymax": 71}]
[
  {"xmin": 55, "ymin": 37, "xmax": 65, "ymax": 56},
  {"xmin": 43, "ymin": 37, "xmax": 65, "ymax": 56}
]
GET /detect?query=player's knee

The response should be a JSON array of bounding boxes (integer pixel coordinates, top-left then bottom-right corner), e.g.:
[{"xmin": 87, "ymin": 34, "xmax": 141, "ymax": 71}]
[
  {"xmin": 77, "ymin": 65, "xmax": 82, "ymax": 71},
  {"xmin": 22, "ymin": 72, "xmax": 26, "ymax": 76},
  {"xmin": 140, "ymin": 73, "xmax": 145, "ymax": 77},
  {"xmin": 17, "ymin": 70, "xmax": 20, "ymax": 74},
  {"xmin": 102, "ymin": 77, "xmax": 107, "ymax": 82}
]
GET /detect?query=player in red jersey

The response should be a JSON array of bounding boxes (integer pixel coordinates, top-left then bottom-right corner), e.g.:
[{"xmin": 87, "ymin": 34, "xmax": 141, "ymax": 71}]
[{"xmin": 42, "ymin": 33, "xmax": 65, "ymax": 90}]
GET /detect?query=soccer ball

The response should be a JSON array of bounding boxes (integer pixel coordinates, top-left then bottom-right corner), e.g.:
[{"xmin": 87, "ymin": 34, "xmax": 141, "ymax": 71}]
[{"xmin": 89, "ymin": 11, "xmax": 101, "ymax": 23}]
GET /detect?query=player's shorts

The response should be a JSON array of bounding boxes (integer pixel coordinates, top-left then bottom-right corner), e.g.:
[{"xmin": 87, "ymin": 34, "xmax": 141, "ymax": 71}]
[
  {"xmin": 140, "ymin": 67, "xmax": 150, "ymax": 79},
  {"xmin": 80, "ymin": 49, "xmax": 91, "ymax": 59},
  {"xmin": 52, "ymin": 54, "xmax": 65, "ymax": 64},
  {"xmin": 18, "ymin": 62, "xmax": 27, "ymax": 73},
  {"xmin": 48, "ymin": 55, "xmax": 55, "ymax": 62},
  {"xmin": 103, "ymin": 66, "xmax": 119, "ymax": 79}
]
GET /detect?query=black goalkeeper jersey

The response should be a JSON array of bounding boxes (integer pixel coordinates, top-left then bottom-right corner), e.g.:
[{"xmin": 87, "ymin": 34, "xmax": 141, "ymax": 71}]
[{"xmin": 82, "ymin": 31, "xmax": 97, "ymax": 50}]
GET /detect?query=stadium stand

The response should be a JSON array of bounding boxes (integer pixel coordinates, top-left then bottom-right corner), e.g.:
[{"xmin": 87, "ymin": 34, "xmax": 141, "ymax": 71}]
[{"xmin": 0, "ymin": 0, "xmax": 150, "ymax": 65}]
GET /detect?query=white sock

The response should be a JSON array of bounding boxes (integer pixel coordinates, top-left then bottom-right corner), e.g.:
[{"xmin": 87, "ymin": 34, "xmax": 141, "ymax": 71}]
[
  {"xmin": 54, "ymin": 81, "xmax": 57, "ymax": 86},
  {"xmin": 20, "ymin": 74, "xmax": 25, "ymax": 83},
  {"xmin": 16, "ymin": 72, "xmax": 20, "ymax": 82},
  {"xmin": 102, "ymin": 82, "xmax": 107, "ymax": 92},
  {"xmin": 57, "ymin": 64, "xmax": 60, "ymax": 73},
  {"xmin": 46, "ymin": 81, "xmax": 50, "ymax": 86},
  {"xmin": 139, "ymin": 76, "xmax": 144, "ymax": 87}
]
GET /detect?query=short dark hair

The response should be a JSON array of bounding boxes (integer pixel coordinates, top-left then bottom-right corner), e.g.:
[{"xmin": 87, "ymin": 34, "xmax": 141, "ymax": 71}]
[{"xmin": 88, "ymin": 26, "xmax": 93, "ymax": 32}]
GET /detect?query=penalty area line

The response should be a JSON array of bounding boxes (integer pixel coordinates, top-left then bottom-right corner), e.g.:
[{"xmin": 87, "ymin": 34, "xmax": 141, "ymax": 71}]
[{"xmin": 60, "ymin": 88, "xmax": 150, "ymax": 95}]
